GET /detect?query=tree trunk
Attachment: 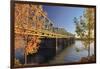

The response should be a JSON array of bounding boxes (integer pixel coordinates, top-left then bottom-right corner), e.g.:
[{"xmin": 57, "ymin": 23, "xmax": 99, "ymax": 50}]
[
  {"xmin": 25, "ymin": 46, "xmax": 27, "ymax": 64},
  {"xmin": 88, "ymin": 43, "xmax": 90, "ymax": 57}
]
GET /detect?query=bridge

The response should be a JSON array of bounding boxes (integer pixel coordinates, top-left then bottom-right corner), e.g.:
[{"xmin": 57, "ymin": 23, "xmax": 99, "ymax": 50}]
[
  {"xmin": 14, "ymin": 3, "xmax": 75, "ymax": 67},
  {"xmin": 15, "ymin": 25, "xmax": 75, "ymax": 66},
  {"xmin": 15, "ymin": 26, "xmax": 74, "ymax": 38}
]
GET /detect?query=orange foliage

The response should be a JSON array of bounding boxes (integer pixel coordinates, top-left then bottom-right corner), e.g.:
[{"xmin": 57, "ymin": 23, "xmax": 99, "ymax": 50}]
[{"xmin": 25, "ymin": 36, "xmax": 41, "ymax": 55}]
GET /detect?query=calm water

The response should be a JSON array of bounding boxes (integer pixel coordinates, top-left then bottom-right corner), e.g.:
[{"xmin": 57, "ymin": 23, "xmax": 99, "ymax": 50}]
[
  {"xmin": 49, "ymin": 40, "xmax": 94, "ymax": 64},
  {"xmin": 15, "ymin": 40, "xmax": 94, "ymax": 64}
]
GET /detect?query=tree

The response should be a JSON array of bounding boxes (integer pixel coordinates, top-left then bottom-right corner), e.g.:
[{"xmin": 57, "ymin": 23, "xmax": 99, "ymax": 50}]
[
  {"xmin": 74, "ymin": 8, "xmax": 95, "ymax": 57},
  {"xmin": 15, "ymin": 4, "xmax": 41, "ymax": 64}
]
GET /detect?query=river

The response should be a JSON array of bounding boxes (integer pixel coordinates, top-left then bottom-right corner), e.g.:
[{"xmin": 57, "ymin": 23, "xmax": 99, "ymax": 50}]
[
  {"xmin": 49, "ymin": 40, "xmax": 94, "ymax": 64},
  {"xmin": 15, "ymin": 40, "xmax": 94, "ymax": 64}
]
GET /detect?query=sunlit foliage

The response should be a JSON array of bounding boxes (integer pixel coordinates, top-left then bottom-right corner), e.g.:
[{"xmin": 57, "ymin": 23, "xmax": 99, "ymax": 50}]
[{"xmin": 74, "ymin": 8, "xmax": 95, "ymax": 56}]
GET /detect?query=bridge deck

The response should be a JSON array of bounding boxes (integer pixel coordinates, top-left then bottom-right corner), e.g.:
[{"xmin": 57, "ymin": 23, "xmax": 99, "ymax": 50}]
[{"xmin": 15, "ymin": 26, "xmax": 73, "ymax": 38}]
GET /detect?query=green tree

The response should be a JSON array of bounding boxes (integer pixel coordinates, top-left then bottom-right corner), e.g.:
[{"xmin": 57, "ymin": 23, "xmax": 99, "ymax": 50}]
[{"xmin": 74, "ymin": 8, "xmax": 95, "ymax": 57}]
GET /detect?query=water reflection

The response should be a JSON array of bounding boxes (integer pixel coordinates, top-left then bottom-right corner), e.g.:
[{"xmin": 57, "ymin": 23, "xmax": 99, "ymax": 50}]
[
  {"xmin": 15, "ymin": 40, "xmax": 94, "ymax": 64},
  {"xmin": 49, "ymin": 40, "xmax": 94, "ymax": 64}
]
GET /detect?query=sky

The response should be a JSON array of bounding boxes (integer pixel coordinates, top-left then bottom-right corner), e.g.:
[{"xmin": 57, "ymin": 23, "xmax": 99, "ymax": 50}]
[{"xmin": 43, "ymin": 5, "xmax": 85, "ymax": 34}]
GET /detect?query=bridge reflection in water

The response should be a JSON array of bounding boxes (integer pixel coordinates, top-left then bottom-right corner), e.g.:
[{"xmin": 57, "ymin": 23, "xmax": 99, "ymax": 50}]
[
  {"xmin": 27, "ymin": 37, "xmax": 75, "ymax": 64},
  {"xmin": 15, "ymin": 37, "xmax": 75, "ymax": 65}
]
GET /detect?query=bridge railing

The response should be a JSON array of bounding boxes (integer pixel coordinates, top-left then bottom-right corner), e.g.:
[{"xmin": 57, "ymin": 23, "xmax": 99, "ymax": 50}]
[{"xmin": 15, "ymin": 26, "xmax": 74, "ymax": 38}]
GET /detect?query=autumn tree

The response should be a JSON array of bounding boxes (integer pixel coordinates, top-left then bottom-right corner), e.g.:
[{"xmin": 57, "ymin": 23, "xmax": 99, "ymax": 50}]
[
  {"xmin": 15, "ymin": 4, "xmax": 41, "ymax": 64},
  {"xmin": 74, "ymin": 8, "xmax": 95, "ymax": 57}
]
